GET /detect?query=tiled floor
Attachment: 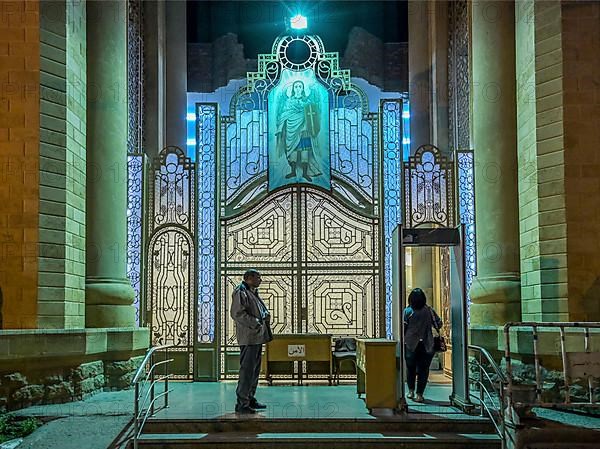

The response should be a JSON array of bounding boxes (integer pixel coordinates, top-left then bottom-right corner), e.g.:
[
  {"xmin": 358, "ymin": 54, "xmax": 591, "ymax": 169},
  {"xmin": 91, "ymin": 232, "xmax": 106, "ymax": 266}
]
[{"xmin": 152, "ymin": 377, "xmax": 475, "ymax": 420}]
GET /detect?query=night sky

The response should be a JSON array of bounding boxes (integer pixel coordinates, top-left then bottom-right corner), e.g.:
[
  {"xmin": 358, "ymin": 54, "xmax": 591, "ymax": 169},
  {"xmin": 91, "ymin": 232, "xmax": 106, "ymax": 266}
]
[{"xmin": 187, "ymin": 1, "xmax": 408, "ymax": 57}]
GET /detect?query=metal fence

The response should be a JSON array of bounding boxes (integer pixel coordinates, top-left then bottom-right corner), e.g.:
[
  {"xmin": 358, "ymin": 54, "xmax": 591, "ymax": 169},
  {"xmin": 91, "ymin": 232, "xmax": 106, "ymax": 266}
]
[{"xmin": 504, "ymin": 322, "xmax": 600, "ymax": 411}]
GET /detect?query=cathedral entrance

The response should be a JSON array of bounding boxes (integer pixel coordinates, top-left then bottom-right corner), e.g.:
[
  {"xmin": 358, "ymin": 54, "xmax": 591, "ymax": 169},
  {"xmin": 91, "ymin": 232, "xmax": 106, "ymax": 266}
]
[
  {"xmin": 138, "ymin": 29, "xmax": 475, "ymax": 394},
  {"xmin": 142, "ymin": 34, "xmax": 407, "ymax": 380}
]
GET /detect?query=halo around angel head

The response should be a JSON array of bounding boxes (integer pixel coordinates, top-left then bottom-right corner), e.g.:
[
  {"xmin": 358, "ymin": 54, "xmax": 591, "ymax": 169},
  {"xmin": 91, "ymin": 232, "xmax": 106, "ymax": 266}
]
[{"xmin": 285, "ymin": 79, "xmax": 311, "ymax": 98}]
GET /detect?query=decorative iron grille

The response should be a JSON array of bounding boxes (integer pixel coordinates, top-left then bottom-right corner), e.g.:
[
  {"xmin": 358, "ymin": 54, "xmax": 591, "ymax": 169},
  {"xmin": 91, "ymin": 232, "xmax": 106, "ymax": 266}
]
[
  {"xmin": 127, "ymin": 154, "xmax": 145, "ymax": 322},
  {"xmin": 448, "ymin": 0, "xmax": 470, "ymax": 152},
  {"xmin": 196, "ymin": 104, "xmax": 217, "ymax": 343},
  {"xmin": 403, "ymin": 144, "xmax": 455, "ymax": 228},
  {"xmin": 457, "ymin": 150, "xmax": 476, "ymax": 320},
  {"xmin": 127, "ymin": 0, "xmax": 144, "ymax": 156},
  {"xmin": 382, "ymin": 99, "xmax": 403, "ymax": 338},
  {"xmin": 218, "ymin": 186, "xmax": 381, "ymax": 379},
  {"xmin": 146, "ymin": 147, "xmax": 196, "ymax": 379},
  {"xmin": 126, "ymin": 0, "xmax": 145, "ymax": 322},
  {"xmin": 209, "ymin": 34, "xmax": 388, "ymax": 380}
]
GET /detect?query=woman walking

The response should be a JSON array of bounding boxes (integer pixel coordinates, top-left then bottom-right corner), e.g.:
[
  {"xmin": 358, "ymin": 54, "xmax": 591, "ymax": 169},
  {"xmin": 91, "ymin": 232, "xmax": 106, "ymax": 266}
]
[{"xmin": 403, "ymin": 288, "xmax": 443, "ymax": 402}]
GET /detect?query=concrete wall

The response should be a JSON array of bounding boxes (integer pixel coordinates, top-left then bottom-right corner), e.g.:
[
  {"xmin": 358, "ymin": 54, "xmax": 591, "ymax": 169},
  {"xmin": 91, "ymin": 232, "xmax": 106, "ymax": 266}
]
[
  {"xmin": 38, "ymin": 0, "xmax": 86, "ymax": 329},
  {"xmin": 0, "ymin": 0, "xmax": 40, "ymax": 329}
]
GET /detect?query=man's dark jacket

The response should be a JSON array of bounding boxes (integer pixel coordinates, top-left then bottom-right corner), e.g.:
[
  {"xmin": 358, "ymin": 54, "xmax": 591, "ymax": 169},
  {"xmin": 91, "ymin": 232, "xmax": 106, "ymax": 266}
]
[{"xmin": 230, "ymin": 282, "xmax": 273, "ymax": 346}]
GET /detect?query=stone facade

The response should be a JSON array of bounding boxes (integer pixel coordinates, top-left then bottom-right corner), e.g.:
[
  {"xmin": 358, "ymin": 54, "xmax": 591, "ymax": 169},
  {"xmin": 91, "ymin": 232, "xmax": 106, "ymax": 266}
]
[
  {"xmin": 516, "ymin": 0, "xmax": 600, "ymax": 322},
  {"xmin": 0, "ymin": 0, "xmax": 40, "ymax": 329},
  {"xmin": 37, "ymin": 0, "xmax": 87, "ymax": 329},
  {"xmin": 516, "ymin": 0, "xmax": 570, "ymax": 322},
  {"xmin": 562, "ymin": 1, "xmax": 600, "ymax": 322},
  {"xmin": 0, "ymin": 328, "xmax": 149, "ymax": 411},
  {"xmin": 0, "ymin": 356, "xmax": 143, "ymax": 411}
]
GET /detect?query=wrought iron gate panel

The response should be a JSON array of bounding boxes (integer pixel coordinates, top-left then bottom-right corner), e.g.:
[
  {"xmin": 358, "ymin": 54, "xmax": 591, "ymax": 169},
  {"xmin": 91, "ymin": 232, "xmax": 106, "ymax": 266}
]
[
  {"xmin": 403, "ymin": 144, "xmax": 456, "ymax": 228},
  {"xmin": 219, "ymin": 187, "xmax": 382, "ymax": 378},
  {"xmin": 197, "ymin": 104, "xmax": 218, "ymax": 343},
  {"xmin": 448, "ymin": 0, "xmax": 470, "ymax": 153},
  {"xmin": 382, "ymin": 99, "xmax": 403, "ymax": 337},
  {"xmin": 221, "ymin": 102, "xmax": 268, "ymax": 205},
  {"xmin": 201, "ymin": 34, "xmax": 401, "ymax": 379},
  {"xmin": 303, "ymin": 188, "xmax": 377, "ymax": 264},
  {"xmin": 330, "ymin": 90, "xmax": 377, "ymax": 202},
  {"xmin": 221, "ymin": 269, "xmax": 296, "ymax": 346},
  {"xmin": 127, "ymin": 154, "xmax": 145, "ymax": 323},
  {"xmin": 146, "ymin": 147, "xmax": 196, "ymax": 379},
  {"xmin": 223, "ymin": 191, "xmax": 295, "ymax": 265},
  {"xmin": 304, "ymin": 271, "xmax": 378, "ymax": 336},
  {"xmin": 147, "ymin": 228, "xmax": 194, "ymax": 345},
  {"xmin": 457, "ymin": 150, "xmax": 476, "ymax": 320}
]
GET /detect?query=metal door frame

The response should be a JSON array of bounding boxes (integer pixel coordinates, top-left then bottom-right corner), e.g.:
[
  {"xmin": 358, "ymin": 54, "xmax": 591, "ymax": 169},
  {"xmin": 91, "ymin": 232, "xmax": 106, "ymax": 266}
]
[{"xmin": 392, "ymin": 225, "xmax": 472, "ymax": 412}]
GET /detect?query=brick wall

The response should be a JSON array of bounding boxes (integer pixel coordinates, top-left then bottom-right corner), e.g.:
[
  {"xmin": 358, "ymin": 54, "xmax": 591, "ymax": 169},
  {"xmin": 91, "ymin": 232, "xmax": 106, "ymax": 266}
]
[
  {"xmin": 562, "ymin": 1, "xmax": 600, "ymax": 321},
  {"xmin": 37, "ymin": 0, "xmax": 86, "ymax": 328},
  {"xmin": 0, "ymin": 0, "xmax": 40, "ymax": 329}
]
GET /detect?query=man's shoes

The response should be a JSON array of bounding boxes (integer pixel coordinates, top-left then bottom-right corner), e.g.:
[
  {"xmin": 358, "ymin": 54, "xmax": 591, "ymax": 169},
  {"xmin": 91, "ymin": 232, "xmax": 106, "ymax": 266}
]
[
  {"xmin": 414, "ymin": 394, "xmax": 425, "ymax": 403},
  {"xmin": 250, "ymin": 400, "xmax": 267, "ymax": 409},
  {"xmin": 235, "ymin": 406, "xmax": 257, "ymax": 414},
  {"xmin": 407, "ymin": 390, "xmax": 415, "ymax": 400}
]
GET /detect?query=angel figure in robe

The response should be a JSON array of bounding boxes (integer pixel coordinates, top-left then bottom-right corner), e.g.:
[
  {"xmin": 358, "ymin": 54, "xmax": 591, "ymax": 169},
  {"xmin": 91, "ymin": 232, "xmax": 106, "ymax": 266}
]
[{"xmin": 275, "ymin": 80, "xmax": 323, "ymax": 182}]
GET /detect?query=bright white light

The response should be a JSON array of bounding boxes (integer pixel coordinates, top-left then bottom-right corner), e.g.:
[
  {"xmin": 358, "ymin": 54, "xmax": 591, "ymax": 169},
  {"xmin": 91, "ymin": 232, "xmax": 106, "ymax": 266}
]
[
  {"xmin": 402, "ymin": 138, "xmax": 411, "ymax": 145},
  {"xmin": 290, "ymin": 14, "xmax": 308, "ymax": 30},
  {"xmin": 187, "ymin": 138, "xmax": 196, "ymax": 146},
  {"xmin": 186, "ymin": 112, "xmax": 196, "ymax": 121},
  {"xmin": 402, "ymin": 111, "xmax": 410, "ymax": 119}
]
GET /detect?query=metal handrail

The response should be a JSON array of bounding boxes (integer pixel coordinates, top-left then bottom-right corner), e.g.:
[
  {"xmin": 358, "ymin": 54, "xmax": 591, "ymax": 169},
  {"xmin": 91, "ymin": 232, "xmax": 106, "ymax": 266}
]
[
  {"xmin": 132, "ymin": 344, "xmax": 174, "ymax": 449},
  {"xmin": 468, "ymin": 345, "xmax": 508, "ymax": 448},
  {"xmin": 504, "ymin": 322, "xmax": 600, "ymax": 410}
]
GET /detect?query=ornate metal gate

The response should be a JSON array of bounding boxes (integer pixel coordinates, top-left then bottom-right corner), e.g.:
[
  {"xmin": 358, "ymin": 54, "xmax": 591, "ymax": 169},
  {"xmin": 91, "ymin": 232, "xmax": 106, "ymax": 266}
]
[
  {"xmin": 192, "ymin": 34, "xmax": 404, "ymax": 379},
  {"xmin": 145, "ymin": 147, "xmax": 197, "ymax": 378}
]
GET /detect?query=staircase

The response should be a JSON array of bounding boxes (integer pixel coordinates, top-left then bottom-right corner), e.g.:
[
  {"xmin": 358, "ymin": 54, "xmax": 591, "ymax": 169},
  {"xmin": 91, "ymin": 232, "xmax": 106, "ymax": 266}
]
[{"xmin": 127, "ymin": 416, "xmax": 501, "ymax": 449}]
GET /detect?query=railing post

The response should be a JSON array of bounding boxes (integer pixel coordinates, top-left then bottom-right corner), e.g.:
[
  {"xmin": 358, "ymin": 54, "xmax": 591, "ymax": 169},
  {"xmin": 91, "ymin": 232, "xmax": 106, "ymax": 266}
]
[
  {"xmin": 479, "ymin": 351, "xmax": 484, "ymax": 416},
  {"xmin": 150, "ymin": 355, "xmax": 155, "ymax": 416},
  {"xmin": 559, "ymin": 327, "xmax": 570, "ymax": 404},
  {"xmin": 133, "ymin": 382, "xmax": 139, "ymax": 449},
  {"xmin": 165, "ymin": 346, "xmax": 169, "ymax": 408},
  {"xmin": 532, "ymin": 325, "xmax": 542, "ymax": 403}
]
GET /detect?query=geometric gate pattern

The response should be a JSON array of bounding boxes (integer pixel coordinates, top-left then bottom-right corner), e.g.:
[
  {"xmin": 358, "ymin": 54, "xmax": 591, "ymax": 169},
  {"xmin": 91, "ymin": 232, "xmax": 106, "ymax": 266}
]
[{"xmin": 219, "ymin": 186, "xmax": 381, "ymax": 379}]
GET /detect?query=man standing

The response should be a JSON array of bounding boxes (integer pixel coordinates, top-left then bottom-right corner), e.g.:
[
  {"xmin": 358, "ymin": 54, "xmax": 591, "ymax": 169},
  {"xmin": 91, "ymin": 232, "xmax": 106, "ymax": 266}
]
[{"xmin": 230, "ymin": 269, "xmax": 273, "ymax": 414}]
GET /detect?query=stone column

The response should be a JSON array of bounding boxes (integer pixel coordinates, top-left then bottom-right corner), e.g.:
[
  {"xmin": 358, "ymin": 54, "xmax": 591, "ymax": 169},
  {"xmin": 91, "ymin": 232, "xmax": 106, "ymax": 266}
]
[
  {"xmin": 143, "ymin": 0, "xmax": 167, "ymax": 154},
  {"xmin": 469, "ymin": 0, "xmax": 521, "ymax": 325},
  {"xmin": 165, "ymin": 0, "xmax": 187, "ymax": 151},
  {"xmin": 408, "ymin": 0, "xmax": 434, "ymax": 302},
  {"xmin": 85, "ymin": 1, "xmax": 136, "ymax": 328}
]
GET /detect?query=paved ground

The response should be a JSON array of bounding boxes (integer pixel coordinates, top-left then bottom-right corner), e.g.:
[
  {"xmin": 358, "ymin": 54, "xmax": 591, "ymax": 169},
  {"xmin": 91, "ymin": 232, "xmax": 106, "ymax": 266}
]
[
  {"xmin": 13, "ymin": 390, "xmax": 133, "ymax": 449},
  {"xmin": 10, "ymin": 375, "xmax": 465, "ymax": 449}
]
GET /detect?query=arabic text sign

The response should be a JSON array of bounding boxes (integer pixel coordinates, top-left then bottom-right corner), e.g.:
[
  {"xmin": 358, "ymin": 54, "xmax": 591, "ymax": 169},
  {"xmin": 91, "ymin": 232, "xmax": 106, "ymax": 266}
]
[{"xmin": 287, "ymin": 344, "xmax": 306, "ymax": 358}]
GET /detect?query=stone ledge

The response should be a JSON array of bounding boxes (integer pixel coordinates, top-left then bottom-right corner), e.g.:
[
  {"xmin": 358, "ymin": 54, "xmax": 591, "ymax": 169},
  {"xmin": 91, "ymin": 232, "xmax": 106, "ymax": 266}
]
[
  {"xmin": 0, "ymin": 327, "xmax": 150, "ymax": 363},
  {"xmin": 0, "ymin": 328, "xmax": 149, "ymax": 411}
]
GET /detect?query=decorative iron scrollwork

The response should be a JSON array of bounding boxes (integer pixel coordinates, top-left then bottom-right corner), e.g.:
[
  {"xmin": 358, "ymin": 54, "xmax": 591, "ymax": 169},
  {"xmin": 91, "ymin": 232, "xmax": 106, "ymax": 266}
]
[
  {"xmin": 403, "ymin": 144, "xmax": 456, "ymax": 228},
  {"xmin": 146, "ymin": 147, "xmax": 196, "ymax": 379}
]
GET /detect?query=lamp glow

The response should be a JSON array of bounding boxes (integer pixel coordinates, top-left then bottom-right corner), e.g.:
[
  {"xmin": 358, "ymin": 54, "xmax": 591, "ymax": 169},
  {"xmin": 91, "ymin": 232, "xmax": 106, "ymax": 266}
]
[{"xmin": 290, "ymin": 14, "xmax": 308, "ymax": 30}]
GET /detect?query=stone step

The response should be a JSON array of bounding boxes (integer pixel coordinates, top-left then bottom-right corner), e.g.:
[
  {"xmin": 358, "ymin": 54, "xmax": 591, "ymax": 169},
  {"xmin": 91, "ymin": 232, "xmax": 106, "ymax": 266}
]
[
  {"xmin": 133, "ymin": 431, "xmax": 501, "ymax": 449},
  {"xmin": 142, "ymin": 417, "xmax": 495, "ymax": 435}
]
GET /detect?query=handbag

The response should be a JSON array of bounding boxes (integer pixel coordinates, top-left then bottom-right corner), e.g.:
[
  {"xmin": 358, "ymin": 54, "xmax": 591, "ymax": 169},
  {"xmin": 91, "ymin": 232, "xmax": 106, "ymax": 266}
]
[{"xmin": 429, "ymin": 307, "xmax": 447, "ymax": 353}]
